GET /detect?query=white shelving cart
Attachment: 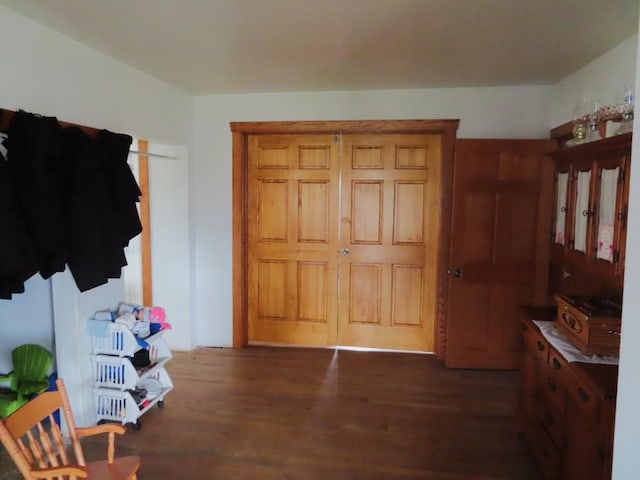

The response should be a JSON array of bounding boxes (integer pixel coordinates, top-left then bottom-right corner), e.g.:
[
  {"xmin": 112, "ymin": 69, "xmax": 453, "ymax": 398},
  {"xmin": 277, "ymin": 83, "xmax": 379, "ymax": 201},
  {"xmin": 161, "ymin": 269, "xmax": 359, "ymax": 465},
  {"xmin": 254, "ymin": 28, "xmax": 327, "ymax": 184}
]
[{"xmin": 88, "ymin": 320, "xmax": 173, "ymax": 430}]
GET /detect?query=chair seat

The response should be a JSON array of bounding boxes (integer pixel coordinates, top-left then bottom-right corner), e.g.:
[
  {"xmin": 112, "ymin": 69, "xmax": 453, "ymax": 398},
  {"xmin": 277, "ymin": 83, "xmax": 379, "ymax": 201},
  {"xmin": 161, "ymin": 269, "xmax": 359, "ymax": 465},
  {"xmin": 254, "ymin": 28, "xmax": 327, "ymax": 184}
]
[{"xmin": 86, "ymin": 455, "xmax": 141, "ymax": 480}]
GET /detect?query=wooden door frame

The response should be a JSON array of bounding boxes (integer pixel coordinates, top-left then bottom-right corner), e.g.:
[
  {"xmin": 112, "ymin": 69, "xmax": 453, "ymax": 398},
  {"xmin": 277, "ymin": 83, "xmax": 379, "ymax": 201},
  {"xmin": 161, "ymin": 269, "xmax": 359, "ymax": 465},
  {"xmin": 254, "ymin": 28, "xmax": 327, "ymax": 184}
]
[{"xmin": 231, "ymin": 120, "xmax": 459, "ymax": 358}]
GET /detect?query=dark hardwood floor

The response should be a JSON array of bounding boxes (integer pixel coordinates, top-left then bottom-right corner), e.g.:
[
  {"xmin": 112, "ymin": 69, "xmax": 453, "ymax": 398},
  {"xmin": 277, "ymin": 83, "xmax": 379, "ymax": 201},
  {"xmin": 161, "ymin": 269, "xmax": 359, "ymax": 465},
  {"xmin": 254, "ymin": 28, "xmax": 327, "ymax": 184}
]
[{"xmin": 83, "ymin": 346, "xmax": 541, "ymax": 479}]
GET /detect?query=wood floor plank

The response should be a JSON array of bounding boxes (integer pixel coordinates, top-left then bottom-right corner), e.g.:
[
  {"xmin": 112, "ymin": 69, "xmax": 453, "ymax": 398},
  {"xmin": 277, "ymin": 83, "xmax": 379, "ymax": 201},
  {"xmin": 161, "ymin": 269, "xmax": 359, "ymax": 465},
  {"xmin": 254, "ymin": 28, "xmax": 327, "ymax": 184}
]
[{"xmin": 79, "ymin": 347, "xmax": 542, "ymax": 480}]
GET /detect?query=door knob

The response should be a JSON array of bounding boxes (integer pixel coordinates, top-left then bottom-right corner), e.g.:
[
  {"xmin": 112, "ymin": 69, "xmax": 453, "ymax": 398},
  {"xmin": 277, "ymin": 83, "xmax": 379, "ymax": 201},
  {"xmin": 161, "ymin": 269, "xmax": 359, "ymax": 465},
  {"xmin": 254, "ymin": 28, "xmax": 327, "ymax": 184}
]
[
  {"xmin": 447, "ymin": 267, "xmax": 463, "ymax": 278},
  {"xmin": 339, "ymin": 248, "xmax": 350, "ymax": 256}
]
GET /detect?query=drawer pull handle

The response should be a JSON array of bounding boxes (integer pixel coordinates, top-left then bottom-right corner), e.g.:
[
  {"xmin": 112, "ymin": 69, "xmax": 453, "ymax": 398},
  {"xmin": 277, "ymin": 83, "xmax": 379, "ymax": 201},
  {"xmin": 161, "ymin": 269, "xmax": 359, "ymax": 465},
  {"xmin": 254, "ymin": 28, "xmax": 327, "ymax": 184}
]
[
  {"xmin": 562, "ymin": 312, "xmax": 582, "ymax": 333},
  {"xmin": 552, "ymin": 358, "xmax": 562, "ymax": 370},
  {"xmin": 536, "ymin": 341, "xmax": 545, "ymax": 352},
  {"xmin": 608, "ymin": 329, "xmax": 621, "ymax": 336},
  {"xmin": 578, "ymin": 387, "xmax": 590, "ymax": 403}
]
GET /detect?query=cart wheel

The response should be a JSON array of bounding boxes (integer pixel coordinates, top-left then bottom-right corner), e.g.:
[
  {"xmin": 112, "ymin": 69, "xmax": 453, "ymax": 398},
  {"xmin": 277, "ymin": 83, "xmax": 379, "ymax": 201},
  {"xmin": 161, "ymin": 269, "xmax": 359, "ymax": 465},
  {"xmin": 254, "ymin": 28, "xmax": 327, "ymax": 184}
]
[
  {"xmin": 158, "ymin": 400, "xmax": 165, "ymax": 408},
  {"xmin": 132, "ymin": 421, "xmax": 142, "ymax": 431},
  {"xmin": 97, "ymin": 419, "xmax": 106, "ymax": 425}
]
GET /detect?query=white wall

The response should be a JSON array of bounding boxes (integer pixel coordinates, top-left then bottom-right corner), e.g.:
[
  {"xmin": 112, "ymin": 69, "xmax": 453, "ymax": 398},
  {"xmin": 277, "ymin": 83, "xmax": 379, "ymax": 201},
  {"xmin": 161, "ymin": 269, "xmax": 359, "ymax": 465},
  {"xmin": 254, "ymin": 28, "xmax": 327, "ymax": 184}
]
[
  {"xmin": 0, "ymin": 5, "xmax": 193, "ymax": 426},
  {"xmin": 550, "ymin": 33, "xmax": 638, "ymax": 130},
  {"xmin": 192, "ymin": 86, "xmax": 552, "ymax": 346},
  {"xmin": 0, "ymin": 276, "xmax": 55, "ymax": 373},
  {"xmin": 147, "ymin": 144, "xmax": 193, "ymax": 350},
  {"xmin": 123, "ymin": 143, "xmax": 193, "ymax": 351}
]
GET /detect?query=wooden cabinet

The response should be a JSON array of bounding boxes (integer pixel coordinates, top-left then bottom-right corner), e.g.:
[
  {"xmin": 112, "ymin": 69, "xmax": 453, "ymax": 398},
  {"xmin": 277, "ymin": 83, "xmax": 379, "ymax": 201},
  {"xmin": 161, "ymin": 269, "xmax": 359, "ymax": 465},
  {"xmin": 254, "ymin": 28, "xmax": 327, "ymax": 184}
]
[
  {"xmin": 516, "ymin": 314, "xmax": 617, "ymax": 480},
  {"xmin": 549, "ymin": 133, "xmax": 632, "ymax": 285}
]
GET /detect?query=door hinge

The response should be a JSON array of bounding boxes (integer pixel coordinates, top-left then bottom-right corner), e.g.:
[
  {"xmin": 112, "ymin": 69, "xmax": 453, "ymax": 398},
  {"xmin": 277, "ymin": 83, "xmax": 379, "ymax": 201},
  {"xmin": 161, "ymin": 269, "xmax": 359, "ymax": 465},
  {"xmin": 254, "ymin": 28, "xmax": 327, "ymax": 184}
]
[
  {"xmin": 613, "ymin": 250, "xmax": 620, "ymax": 264},
  {"xmin": 333, "ymin": 133, "xmax": 341, "ymax": 144}
]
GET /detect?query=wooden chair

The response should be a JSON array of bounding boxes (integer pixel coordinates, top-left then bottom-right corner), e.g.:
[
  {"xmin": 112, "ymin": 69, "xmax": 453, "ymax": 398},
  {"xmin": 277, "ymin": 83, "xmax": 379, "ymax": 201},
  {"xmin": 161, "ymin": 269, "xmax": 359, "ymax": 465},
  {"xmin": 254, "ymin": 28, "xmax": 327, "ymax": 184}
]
[{"xmin": 0, "ymin": 378, "xmax": 140, "ymax": 479}]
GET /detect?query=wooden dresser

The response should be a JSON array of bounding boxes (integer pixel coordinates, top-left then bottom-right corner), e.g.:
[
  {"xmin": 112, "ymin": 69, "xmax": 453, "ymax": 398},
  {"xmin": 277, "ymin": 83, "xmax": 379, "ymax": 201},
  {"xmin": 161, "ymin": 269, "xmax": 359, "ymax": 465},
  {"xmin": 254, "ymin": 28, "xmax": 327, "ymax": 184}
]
[{"xmin": 516, "ymin": 307, "xmax": 618, "ymax": 480}]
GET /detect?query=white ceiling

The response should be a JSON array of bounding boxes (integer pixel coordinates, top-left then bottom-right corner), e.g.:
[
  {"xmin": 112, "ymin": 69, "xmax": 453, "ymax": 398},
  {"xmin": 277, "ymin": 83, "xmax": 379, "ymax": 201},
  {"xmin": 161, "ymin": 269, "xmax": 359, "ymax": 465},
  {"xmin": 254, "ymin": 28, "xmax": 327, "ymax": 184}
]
[{"xmin": 1, "ymin": 0, "xmax": 638, "ymax": 95}]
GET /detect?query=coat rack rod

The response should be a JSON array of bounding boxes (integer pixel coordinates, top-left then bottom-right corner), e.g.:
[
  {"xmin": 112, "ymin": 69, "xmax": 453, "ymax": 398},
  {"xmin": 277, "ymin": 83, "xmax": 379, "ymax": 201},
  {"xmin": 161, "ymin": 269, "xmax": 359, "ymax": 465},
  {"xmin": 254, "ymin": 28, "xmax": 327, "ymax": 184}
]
[{"xmin": 128, "ymin": 150, "xmax": 178, "ymax": 160}]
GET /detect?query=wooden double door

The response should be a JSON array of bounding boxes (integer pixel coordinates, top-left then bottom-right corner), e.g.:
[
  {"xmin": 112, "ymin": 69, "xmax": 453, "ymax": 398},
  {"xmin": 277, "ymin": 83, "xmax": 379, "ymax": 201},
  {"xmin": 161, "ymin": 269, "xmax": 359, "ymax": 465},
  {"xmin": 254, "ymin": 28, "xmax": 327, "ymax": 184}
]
[{"xmin": 247, "ymin": 132, "xmax": 444, "ymax": 351}]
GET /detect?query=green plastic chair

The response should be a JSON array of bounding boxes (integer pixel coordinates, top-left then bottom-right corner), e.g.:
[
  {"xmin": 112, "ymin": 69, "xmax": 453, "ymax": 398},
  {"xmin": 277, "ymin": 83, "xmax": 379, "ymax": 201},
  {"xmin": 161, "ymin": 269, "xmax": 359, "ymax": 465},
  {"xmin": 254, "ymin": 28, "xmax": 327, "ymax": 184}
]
[{"xmin": 0, "ymin": 344, "xmax": 52, "ymax": 418}]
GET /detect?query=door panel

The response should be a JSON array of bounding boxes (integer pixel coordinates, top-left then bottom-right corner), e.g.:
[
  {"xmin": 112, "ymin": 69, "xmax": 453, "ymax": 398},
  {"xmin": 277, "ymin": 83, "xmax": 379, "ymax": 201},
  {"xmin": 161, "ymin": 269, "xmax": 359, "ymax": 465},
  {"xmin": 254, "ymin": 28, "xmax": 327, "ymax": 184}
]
[
  {"xmin": 348, "ymin": 263, "xmax": 382, "ymax": 324},
  {"xmin": 338, "ymin": 134, "xmax": 442, "ymax": 351},
  {"xmin": 248, "ymin": 134, "xmax": 339, "ymax": 346},
  {"xmin": 445, "ymin": 139, "xmax": 555, "ymax": 368},
  {"xmin": 351, "ymin": 181, "xmax": 383, "ymax": 243}
]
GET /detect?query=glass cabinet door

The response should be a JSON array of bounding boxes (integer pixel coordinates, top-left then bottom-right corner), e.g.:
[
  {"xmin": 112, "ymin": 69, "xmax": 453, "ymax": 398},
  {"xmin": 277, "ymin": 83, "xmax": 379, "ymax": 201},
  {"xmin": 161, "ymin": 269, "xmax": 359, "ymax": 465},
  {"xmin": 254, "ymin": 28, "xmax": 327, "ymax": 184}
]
[
  {"xmin": 595, "ymin": 166, "xmax": 619, "ymax": 263},
  {"xmin": 553, "ymin": 171, "xmax": 569, "ymax": 246},
  {"xmin": 572, "ymin": 168, "xmax": 592, "ymax": 254},
  {"xmin": 591, "ymin": 153, "xmax": 628, "ymax": 277},
  {"xmin": 549, "ymin": 134, "xmax": 631, "ymax": 284}
]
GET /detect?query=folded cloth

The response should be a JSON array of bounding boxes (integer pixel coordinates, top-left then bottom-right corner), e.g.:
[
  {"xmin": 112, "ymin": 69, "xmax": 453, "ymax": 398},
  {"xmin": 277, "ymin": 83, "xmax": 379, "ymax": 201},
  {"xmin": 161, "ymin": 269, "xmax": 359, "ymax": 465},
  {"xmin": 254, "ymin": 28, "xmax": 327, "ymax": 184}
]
[
  {"xmin": 533, "ymin": 320, "xmax": 619, "ymax": 365},
  {"xmin": 117, "ymin": 302, "xmax": 140, "ymax": 316},
  {"xmin": 114, "ymin": 313, "xmax": 136, "ymax": 330},
  {"xmin": 131, "ymin": 319, "xmax": 150, "ymax": 338}
]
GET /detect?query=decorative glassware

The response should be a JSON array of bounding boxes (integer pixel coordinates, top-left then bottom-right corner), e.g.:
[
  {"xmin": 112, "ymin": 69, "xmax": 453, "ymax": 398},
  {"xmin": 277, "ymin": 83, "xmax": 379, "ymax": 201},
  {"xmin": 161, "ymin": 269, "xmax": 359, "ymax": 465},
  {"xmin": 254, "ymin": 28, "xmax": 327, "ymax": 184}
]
[
  {"xmin": 616, "ymin": 83, "xmax": 634, "ymax": 135},
  {"xmin": 585, "ymin": 99, "xmax": 602, "ymax": 142},
  {"xmin": 566, "ymin": 96, "xmax": 590, "ymax": 146}
]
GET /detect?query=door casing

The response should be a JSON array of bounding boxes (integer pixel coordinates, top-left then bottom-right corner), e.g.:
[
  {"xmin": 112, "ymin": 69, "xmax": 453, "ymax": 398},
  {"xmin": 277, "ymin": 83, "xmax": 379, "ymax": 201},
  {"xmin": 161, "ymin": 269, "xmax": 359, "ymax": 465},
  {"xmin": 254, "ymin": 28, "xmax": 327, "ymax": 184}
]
[{"xmin": 231, "ymin": 120, "xmax": 459, "ymax": 359}]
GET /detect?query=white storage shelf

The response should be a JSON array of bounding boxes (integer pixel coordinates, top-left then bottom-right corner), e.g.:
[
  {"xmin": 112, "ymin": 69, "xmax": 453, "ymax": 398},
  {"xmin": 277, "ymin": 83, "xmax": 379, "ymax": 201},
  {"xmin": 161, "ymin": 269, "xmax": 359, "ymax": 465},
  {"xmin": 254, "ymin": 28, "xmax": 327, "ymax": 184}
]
[
  {"xmin": 89, "ymin": 320, "xmax": 167, "ymax": 357},
  {"xmin": 94, "ymin": 369, "xmax": 173, "ymax": 426},
  {"xmin": 88, "ymin": 319, "xmax": 174, "ymax": 429},
  {"xmin": 91, "ymin": 349, "xmax": 171, "ymax": 391}
]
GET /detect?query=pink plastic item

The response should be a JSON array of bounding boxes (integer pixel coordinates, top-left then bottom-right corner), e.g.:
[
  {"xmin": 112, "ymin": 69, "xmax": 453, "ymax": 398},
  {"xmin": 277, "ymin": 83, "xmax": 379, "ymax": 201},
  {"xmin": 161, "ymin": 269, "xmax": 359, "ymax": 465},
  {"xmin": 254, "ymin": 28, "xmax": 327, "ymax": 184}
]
[{"xmin": 149, "ymin": 306, "xmax": 172, "ymax": 330}]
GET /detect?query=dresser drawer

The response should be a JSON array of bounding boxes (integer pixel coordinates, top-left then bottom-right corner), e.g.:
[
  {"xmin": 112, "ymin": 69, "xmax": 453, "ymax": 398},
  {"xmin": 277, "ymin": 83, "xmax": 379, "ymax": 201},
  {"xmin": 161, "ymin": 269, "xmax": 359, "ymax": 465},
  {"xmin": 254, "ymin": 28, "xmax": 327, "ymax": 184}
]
[
  {"xmin": 564, "ymin": 369, "xmax": 599, "ymax": 420},
  {"xmin": 523, "ymin": 417, "xmax": 561, "ymax": 480},
  {"xmin": 534, "ymin": 390, "xmax": 565, "ymax": 449},
  {"xmin": 541, "ymin": 349, "xmax": 569, "ymax": 411},
  {"xmin": 521, "ymin": 320, "xmax": 549, "ymax": 363}
]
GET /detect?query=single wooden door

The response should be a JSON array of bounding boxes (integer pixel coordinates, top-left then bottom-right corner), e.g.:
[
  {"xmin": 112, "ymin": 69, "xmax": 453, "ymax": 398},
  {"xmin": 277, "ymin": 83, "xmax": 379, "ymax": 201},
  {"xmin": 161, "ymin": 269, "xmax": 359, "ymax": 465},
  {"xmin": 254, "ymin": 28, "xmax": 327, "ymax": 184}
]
[
  {"xmin": 445, "ymin": 139, "xmax": 555, "ymax": 369},
  {"xmin": 247, "ymin": 134, "xmax": 340, "ymax": 346},
  {"xmin": 337, "ymin": 133, "xmax": 442, "ymax": 351}
]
